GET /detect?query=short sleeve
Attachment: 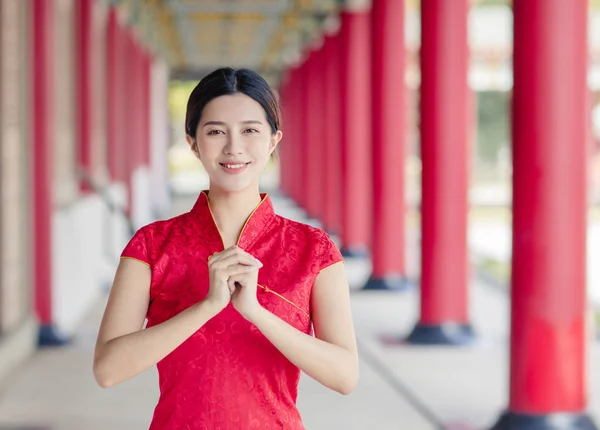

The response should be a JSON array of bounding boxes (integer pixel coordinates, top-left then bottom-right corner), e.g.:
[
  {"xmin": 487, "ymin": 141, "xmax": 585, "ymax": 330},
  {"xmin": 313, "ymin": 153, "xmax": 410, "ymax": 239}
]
[
  {"xmin": 120, "ymin": 227, "xmax": 150, "ymax": 266},
  {"xmin": 318, "ymin": 231, "xmax": 344, "ymax": 273}
]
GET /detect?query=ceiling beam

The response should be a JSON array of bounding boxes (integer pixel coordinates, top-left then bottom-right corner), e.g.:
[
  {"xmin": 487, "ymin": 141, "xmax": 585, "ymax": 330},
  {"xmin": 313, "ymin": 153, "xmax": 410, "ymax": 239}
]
[{"xmin": 168, "ymin": 1, "xmax": 293, "ymax": 15}]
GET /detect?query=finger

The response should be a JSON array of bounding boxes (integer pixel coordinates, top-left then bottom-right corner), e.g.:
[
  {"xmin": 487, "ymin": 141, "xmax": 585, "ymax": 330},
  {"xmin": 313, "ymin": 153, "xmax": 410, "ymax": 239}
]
[
  {"xmin": 212, "ymin": 245, "xmax": 261, "ymax": 264},
  {"xmin": 223, "ymin": 264, "xmax": 259, "ymax": 278},
  {"xmin": 227, "ymin": 279, "xmax": 236, "ymax": 294},
  {"xmin": 211, "ymin": 252, "xmax": 262, "ymax": 270}
]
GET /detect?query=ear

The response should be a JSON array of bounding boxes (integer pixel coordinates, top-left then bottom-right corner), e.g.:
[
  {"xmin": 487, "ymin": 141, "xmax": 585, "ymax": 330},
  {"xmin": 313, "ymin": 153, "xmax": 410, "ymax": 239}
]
[
  {"xmin": 269, "ymin": 130, "xmax": 283, "ymax": 156},
  {"xmin": 186, "ymin": 135, "xmax": 201, "ymax": 160}
]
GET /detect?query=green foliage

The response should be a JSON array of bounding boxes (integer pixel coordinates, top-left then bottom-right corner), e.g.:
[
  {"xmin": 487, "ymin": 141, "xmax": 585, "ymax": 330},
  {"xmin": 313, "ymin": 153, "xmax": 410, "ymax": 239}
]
[
  {"xmin": 476, "ymin": 91, "xmax": 510, "ymax": 164},
  {"xmin": 474, "ymin": 0, "xmax": 509, "ymax": 5},
  {"xmin": 479, "ymin": 257, "xmax": 510, "ymax": 284},
  {"xmin": 168, "ymin": 81, "xmax": 197, "ymax": 121}
]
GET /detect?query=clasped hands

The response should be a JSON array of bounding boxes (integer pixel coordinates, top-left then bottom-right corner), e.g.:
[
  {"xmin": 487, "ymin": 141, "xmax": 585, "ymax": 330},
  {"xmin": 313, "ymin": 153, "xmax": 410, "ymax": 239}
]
[{"xmin": 205, "ymin": 245, "xmax": 263, "ymax": 319}]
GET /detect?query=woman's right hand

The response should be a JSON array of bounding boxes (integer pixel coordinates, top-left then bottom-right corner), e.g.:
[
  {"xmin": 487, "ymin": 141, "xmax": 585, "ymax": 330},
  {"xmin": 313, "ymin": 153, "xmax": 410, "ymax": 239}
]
[{"xmin": 205, "ymin": 245, "xmax": 263, "ymax": 311}]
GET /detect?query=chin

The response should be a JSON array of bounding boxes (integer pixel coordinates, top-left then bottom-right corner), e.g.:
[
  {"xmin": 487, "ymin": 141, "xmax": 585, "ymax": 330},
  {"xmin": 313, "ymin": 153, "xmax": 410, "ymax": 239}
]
[{"xmin": 209, "ymin": 179, "xmax": 258, "ymax": 194}]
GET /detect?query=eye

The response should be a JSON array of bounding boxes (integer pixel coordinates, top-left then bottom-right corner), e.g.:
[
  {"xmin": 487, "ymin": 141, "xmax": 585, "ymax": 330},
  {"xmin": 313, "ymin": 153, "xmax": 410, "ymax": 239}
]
[
  {"xmin": 243, "ymin": 128, "xmax": 259, "ymax": 134},
  {"xmin": 207, "ymin": 130, "xmax": 225, "ymax": 135}
]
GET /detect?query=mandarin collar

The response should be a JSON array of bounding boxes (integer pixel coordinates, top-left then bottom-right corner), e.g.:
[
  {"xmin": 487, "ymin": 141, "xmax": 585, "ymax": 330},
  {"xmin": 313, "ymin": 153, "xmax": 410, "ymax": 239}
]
[{"xmin": 191, "ymin": 191, "xmax": 276, "ymax": 251}]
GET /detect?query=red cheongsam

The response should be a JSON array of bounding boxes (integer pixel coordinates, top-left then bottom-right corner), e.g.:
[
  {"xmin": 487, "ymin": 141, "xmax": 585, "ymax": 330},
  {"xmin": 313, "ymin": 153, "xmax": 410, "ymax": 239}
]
[{"xmin": 120, "ymin": 191, "xmax": 343, "ymax": 430}]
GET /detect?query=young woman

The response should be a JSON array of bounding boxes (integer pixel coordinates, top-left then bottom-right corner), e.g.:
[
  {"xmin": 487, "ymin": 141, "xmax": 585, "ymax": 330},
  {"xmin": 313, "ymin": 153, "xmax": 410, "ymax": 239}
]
[{"xmin": 93, "ymin": 68, "xmax": 358, "ymax": 429}]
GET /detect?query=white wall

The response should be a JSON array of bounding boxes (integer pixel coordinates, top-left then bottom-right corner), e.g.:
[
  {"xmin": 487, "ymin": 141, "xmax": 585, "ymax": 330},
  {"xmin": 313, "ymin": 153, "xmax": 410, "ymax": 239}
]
[
  {"xmin": 150, "ymin": 59, "xmax": 171, "ymax": 219},
  {"xmin": 51, "ymin": 183, "xmax": 134, "ymax": 337},
  {"xmin": 132, "ymin": 166, "xmax": 153, "ymax": 230},
  {"xmin": 52, "ymin": 195, "xmax": 110, "ymax": 336}
]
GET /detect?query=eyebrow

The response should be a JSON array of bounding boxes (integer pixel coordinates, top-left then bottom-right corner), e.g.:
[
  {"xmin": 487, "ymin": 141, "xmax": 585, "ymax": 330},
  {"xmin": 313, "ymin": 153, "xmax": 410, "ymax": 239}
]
[{"xmin": 202, "ymin": 120, "xmax": 263, "ymax": 127}]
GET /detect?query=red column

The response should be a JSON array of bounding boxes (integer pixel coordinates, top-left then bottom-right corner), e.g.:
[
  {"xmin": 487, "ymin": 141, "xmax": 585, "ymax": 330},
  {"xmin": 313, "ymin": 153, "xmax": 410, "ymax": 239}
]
[
  {"xmin": 323, "ymin": 33, "xmax": 342, "ymax": 236},
  {"xmin": 106, "ymin": 8, "xmax": 119, "ymax": 181},
  {"xmin": 407, "ymin": 0, "xmax": 474, "ymax": 344},
  {"xmin": 282, "ymin": 72, "xmax": 294, "ymax": 199},
  {"xmin": 285, "ymin": 74, "xmax": 294, "ymax": 199},
  {"xmin": 123, "ymin": 30, "xmax": 136, "ymax": 215},
  {"xmin": 292, "ymin": 66, "xmax": 303, "ymax": 205},
  {"xmin": 278, "ymin": 77, "xmax": 285, "ymax": 194},
  {"xmin": 293, "ymin": 66, "xmax": 304, "ymax": 206},
  {"xmin": 298, "ymin": 59, "xmax": 309, "ymax": 211},
  {"xmin": 304, "ymin": 50, "xmax": 317, "ymax": 218},
  {"xmin": 75, "ymin": 0, "xmax": 93, "ymax": 190},
  {"xmin": 286, "ymin": 68, "xmax": 297, "ymax": 202},
  {"xmin": 305, "ymin": 48, "xmax": 325, "ymax": 221},
  {"xmin": 109, "ymin": 10, "xmax": 128, "ymax": 186},
  {"xmin": 339, "ymin": 10, "xmax": 372, "ymax": 257},
  {"xmin": 280, "ymin": 73, "xmax": 291, "ymax": 197},
  {"xmin": 492, "ymin": 2, "xmax": 596, "ymax": 429},
  {"xmin": 364, "ymin": 0, "xmax": 407, "ymax": 290},
  {"xmin": 310, "ymin": 44, "xmax": 326, "ymax": 223},
  {"xmin": 32, "ymin": 0, "xmax": 65, "ymax": 345},
  {"xmin": 142, "ymin": 51, "xmax": 151, "ymax": 168}
]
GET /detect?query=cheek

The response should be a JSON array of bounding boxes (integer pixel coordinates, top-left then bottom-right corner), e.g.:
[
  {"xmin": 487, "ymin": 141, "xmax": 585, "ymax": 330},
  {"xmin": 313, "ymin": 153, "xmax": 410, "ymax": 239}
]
[
  {"xmin": 252, "ymin": 138, "xmax": 273, "ymax": 158},
  {"xmin": 196, "ymin": 142, "xmax": 217, "ymax": 161}
]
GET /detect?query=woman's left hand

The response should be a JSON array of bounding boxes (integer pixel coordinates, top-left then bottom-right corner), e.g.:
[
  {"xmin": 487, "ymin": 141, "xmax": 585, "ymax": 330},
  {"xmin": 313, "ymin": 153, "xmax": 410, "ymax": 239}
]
[{"xmin": 229, "ymin": 248, "xmax": 262, "ymax": 320}]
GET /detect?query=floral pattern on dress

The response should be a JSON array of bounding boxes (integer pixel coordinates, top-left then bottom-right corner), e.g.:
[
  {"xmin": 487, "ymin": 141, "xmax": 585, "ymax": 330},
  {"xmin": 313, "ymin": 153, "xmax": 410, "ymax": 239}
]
[{"xmin": 120, "ymin": 192, "xmax": 343, "ymax": 430}]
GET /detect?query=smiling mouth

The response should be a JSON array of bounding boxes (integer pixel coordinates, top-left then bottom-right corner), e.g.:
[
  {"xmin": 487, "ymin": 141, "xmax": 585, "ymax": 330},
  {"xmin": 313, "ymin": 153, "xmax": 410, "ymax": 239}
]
[{"xmin": 219, "ymin": 162, "xmax": 251, "ymax": 169}]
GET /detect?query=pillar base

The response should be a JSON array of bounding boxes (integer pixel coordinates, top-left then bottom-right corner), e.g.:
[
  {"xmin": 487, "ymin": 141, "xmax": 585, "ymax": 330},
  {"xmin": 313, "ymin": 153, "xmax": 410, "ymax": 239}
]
[
  {"xmin": 363, "ymin": 275, "xmax": 411, "ymax": 291},
  {"xmin": 406, "ymin": 322, "xmax": 476, "ymax": 345},
  {"xmin": 340, "ymin": 246, "xmax": 370, "ymax": 259},
  {"xmin": 490, "ymin": 411, "xmax": 598, "ymax": 430},
  {"xmin": 38, "ymin": 325, "xmax": 70, "ymax": 347}
]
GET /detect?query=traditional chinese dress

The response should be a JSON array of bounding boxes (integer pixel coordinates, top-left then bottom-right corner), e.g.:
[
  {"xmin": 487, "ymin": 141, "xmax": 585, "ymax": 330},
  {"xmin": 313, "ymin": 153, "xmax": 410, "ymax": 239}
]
[{"xmin": 121, "ymin": 191, "xmax": 343, "ymax": 429}]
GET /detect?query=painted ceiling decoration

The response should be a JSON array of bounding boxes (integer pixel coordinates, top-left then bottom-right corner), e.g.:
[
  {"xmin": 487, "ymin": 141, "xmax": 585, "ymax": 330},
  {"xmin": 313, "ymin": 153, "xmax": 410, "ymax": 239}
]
[
  {"xmin": 107, "ymin": 0, "xmax": 509, "ymax": 84},
  {"xmin": 111, "ymin": 0, "xmax": 342, "ymax": 83}
]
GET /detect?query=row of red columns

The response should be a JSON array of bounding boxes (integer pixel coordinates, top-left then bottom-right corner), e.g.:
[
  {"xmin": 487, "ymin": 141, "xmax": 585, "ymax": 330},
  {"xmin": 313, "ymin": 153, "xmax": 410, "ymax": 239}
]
[
  {"xmin": 280, "ymin": 0, "xmax": 596, "ymax": 428},
  {"xmin": 280, "ymin": 4, "xmax": 409, "ymax": 282},
  {"xmin": 107, "ymin": 7, "xmax": 152, "ymax": 213},
  {"xmin": 32, "ymin": 1, "xmax": 153, "ymax": 344}
]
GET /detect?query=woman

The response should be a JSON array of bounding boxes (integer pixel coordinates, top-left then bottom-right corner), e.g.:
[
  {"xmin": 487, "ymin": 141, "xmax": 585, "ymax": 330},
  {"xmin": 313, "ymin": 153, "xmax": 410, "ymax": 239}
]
[{"xmin": 93, "ymin": 67, "xmax": 358, "ymax": 429}]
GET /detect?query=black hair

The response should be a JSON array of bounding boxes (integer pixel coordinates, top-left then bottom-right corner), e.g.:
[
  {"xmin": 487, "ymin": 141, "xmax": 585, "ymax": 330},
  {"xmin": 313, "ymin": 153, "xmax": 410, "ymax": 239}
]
[{"xmin": 185, "ymin": 68, "xmax": 281, "ymax": 139}]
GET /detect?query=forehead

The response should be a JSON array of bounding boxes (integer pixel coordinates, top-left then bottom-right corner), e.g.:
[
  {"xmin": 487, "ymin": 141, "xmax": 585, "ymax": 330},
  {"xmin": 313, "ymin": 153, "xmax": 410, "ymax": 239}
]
[{"xmin": 202, "ymin": 93, "xmax": 267, "ymax": 123}]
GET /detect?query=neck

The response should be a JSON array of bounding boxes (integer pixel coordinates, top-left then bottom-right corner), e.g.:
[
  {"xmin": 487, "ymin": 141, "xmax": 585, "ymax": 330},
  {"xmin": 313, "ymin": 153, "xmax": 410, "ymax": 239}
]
[{"xmin": 205, "ymin": 186, "xmax": 262, "ymax": 248}]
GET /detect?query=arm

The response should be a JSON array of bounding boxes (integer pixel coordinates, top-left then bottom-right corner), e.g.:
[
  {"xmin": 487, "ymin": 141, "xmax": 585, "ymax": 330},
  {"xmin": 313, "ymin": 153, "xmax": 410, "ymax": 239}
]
[
  {"xmin": 244, "ymin": 262, "xmax": 359, "ymax": 395},
  {"xmin": 93, "ymin": 259, "xmax": 221, "ymax": 388},
  {"xmin": 94, "ymin": 247, "xmax": 261, "ymax": 388}
]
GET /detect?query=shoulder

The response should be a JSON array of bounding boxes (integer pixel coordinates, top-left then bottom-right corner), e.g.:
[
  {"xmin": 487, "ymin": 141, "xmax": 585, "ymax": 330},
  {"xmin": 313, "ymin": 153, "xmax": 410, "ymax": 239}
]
[
  {"xmin": 274, "ymin": 215, "xmax": 343, "ymax": 270},
  {"xmin": 274, "ymin": 215, "xmax": 328, "ymax": 241},
  {"xmin": 137, "ymin": 212, "xmax": 189, "ymax": 237},
  {"xmin": 122, "ymin": 212, "xmax": 191, "ymax": 262}
]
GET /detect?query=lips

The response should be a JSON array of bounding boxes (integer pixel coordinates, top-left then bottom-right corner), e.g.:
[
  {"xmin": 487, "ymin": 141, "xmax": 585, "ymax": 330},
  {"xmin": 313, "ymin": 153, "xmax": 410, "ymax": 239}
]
[
  {"xmin": 219, "ymin": 162, "xmax": 250, "ymax": 169},
  {"xmin": 219, "ymin": 161, "xmax": 251, "ymax": 175}
]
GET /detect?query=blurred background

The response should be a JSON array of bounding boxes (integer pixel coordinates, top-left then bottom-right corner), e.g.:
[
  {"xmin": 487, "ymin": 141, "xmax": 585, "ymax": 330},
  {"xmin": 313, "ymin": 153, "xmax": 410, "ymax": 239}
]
[{"xmin": 0, "ymin": 0, "xmax": 599, "ymax": 429}]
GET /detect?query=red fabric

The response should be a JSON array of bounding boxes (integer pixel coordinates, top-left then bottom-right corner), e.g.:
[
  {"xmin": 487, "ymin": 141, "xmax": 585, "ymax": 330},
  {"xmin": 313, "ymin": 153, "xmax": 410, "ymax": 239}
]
[{"xmin": 121, "ymin": 192, "xmax": 343, "ymax": 429}]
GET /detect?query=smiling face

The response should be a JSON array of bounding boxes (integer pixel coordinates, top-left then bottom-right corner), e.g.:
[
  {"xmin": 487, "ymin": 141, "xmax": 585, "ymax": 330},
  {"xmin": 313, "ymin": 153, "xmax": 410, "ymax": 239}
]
[{"xmin": 186, "ymin": 93, "xmax": 282, "ymax": 194}]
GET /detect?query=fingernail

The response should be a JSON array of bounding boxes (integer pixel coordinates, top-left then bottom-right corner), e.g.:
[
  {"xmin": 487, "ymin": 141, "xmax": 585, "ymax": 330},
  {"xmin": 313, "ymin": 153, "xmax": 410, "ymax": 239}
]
[{"xmin": 255, "ymin": 258, "xmax": 263, "ymax": 267}]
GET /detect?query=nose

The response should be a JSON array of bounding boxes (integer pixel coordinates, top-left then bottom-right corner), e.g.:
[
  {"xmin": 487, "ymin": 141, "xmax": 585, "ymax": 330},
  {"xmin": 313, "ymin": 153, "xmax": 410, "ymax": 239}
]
[{"xmin": 224, "ymin": 133, "xmax": 243, "ymax": 155}]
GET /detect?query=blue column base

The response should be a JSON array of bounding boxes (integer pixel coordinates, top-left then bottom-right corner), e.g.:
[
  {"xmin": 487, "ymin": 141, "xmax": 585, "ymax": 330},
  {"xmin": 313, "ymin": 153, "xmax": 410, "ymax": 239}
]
[
  {"xmin": 490, "ymin": 411, "xmax": 598, "ymax": 430},
  {"xmin": 38, "ymin": 325, "xmax": 70, "ymax": 347},
  {"xmin": 406, "ymin": 322, "xmax": 476, "ymax": 346},
  {"xmin": 363, "ymin": 275, "xmax": 411, "ymax": 291},
  {"xmin": 340, "ymin": 247, "xmax": 370, "ymax": 259}
]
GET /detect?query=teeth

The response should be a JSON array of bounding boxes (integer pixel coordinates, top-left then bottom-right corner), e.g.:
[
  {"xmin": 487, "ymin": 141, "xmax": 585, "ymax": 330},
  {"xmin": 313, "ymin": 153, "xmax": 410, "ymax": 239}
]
[{"xmin": 224, "ymin": 163, "xmax": 246, "ymax": 169}]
